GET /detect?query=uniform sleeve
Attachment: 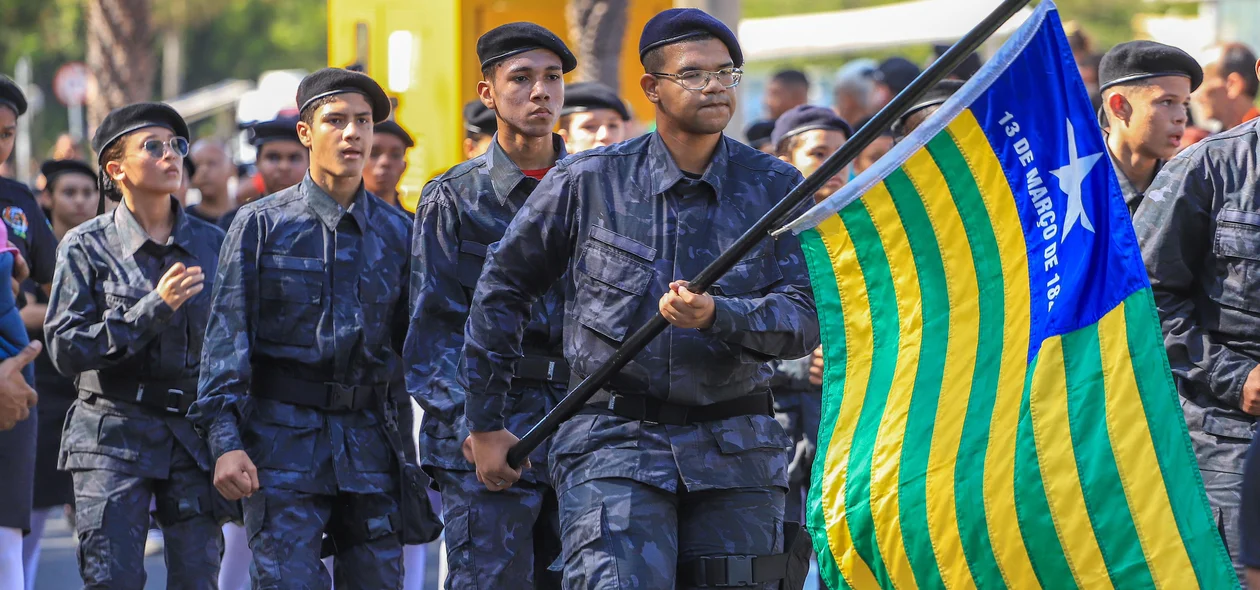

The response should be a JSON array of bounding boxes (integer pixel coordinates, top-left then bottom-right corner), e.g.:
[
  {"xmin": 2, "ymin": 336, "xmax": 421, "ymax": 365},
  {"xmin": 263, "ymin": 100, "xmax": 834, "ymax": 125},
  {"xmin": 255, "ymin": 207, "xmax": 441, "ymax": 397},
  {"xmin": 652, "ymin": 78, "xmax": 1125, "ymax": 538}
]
[
  {"xmin": 704, "ymin": 170, "xmax": 820, "ymax": 360},
  {"xmin": 403, "ymin": 183, "xmax": 467, "ymax": 416},
  {"xmin": 188, "ymin": 209, "xmax": 260, "ymax": 458},
  {"xmin": 770, "ymin": 355, "xmax": 813, "ymax": 392},
  {"xmin": 24, "ymin": 201, "xmax": 57, "ymax": 285},
  {"xmin": 44, "ymin": 233, "xmax": 176, "ymax": 376},
  {"xmin": 1133, "ymin": 151, "xmax": 1255, "ymax": 408},
  {"xmin": 461, "ymin": 166, "xmax": 576, "ymax": 432}
]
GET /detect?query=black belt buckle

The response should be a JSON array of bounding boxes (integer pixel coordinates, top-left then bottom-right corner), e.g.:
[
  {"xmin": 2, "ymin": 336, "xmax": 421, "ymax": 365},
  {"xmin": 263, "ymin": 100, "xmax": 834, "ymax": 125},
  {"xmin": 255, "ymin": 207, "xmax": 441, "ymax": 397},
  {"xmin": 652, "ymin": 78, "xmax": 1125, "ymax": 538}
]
[
  {"xmin": 701, "ymin": 554, "xmax": 753, "ymax": 587},
  {"xmin": 326, "ymin": 383, "xmax": 357, "ymax": 411},
  {"xmin": 137, "ymin": 384, "xmax": 187, "ymax": 414}
]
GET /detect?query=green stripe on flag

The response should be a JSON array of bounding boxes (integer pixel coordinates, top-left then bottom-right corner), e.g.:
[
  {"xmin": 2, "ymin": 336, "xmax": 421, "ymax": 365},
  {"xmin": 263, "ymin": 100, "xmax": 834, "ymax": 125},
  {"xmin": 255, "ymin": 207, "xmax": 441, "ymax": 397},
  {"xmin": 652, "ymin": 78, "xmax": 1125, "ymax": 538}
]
[
  {"xmin": 1060, "ymin": 324, "xmax": 1154, "ymax": 586},
  {"xmin": 1014, "ymin": 353, "xmax": 1076, "ymax": 588},
  {"xmin": 799, "ymin": 227, "xmax": 853, "ymax": 590},
  {"xmin": 838, "ymin": 201, "xmax": 897, "ymax": 588},
  {"xmin": 925, "ymin": 133, "xmax": 1007, "ymax": 588},
  {"xmin": 883, "ymin": 169, "xmax": 948, "ymax": 588},
  {"xmin": 1123, "ymin": 291, "xmax": 1238, "ymax": 587}
]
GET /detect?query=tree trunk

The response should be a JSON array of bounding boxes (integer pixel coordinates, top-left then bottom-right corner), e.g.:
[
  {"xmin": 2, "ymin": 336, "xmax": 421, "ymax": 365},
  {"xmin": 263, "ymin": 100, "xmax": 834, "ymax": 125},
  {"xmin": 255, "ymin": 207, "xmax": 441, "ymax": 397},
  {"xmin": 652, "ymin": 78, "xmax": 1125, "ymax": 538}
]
[
  {"xmin": 565, "ymin": 0, "xmax": 628, "ymax": 92},
  {"xmin": 87, "ymin": 0, "xmax": 156, "ymax": 132}
]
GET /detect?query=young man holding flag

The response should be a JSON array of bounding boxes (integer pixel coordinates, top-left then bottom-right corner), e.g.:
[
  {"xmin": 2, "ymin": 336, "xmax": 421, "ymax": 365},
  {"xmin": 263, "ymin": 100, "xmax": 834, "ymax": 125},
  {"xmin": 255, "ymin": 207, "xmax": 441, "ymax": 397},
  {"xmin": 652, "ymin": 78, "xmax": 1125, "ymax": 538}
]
[{"xmin": 459, "ymin": 8, "xmax": 819, "ymax": 588}]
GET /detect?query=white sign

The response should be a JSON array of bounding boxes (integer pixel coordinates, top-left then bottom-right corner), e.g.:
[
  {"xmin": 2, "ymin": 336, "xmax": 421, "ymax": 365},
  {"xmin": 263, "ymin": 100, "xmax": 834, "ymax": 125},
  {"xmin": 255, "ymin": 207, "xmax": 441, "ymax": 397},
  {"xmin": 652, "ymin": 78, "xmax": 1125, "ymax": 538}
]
[{"xmin": 53, "ymin": 62, "xmax": 90, "ymax": 106}]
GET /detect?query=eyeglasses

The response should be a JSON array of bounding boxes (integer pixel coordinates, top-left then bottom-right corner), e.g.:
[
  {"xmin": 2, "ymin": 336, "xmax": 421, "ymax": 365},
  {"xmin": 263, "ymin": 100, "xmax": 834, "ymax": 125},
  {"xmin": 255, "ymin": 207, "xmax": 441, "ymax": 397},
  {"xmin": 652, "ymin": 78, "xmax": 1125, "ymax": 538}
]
[
  {"xmin": 139, "ymin": 137, "xmax": 190, "ymax": 159},
  {"xmin": 650, "ymin": 68, "xmax": 743, "ymax": 91}
]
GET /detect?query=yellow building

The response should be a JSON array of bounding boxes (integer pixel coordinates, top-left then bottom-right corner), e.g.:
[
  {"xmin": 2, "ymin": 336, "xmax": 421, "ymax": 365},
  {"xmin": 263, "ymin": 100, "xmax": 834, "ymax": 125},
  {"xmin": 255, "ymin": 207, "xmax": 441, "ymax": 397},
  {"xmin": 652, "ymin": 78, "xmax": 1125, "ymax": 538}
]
[{"xmin": 327, "ymin": 0, "xmax": 673, "ymax": 211}]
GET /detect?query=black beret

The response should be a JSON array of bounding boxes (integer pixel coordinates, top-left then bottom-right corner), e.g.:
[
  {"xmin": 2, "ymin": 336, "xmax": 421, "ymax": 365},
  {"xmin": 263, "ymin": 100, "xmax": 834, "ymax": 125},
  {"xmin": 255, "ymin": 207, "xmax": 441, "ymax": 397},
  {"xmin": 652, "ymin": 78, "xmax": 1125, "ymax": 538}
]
[
  {"xmin": 40, "ymin": 159, "xmax": 95, "ymax": 186},
  {"xmin": 562, "ymin": 82, "xmax": 630, "ymax": 121},
  {"xmin": 296, "ymin": 67, "xmax": 392, "ymax": 124},
  {"xmin": 463, "ymin": 100, "xmax": 497, "ymax": 136},
  {"xmin": 932, "ymin": 45, "xmax": 983, "ymax": 81},
  {"xmin": 897, "ymin": 80, "xmax": 965, "ymax": 126},
  {"xmin": 0, "ymin": 76, "xmax": 26, "ymax": 117},
  {"xmin": 248, "ymin": 116, "xmax": 301, "ymax": 147},
  {"xmin": 639, "ymin": 8, "xmax": 743, "ymax": 67},
  {"xmin": 477, "ymin": 23, "xmax": 577, "ymax": 74},
  {"xmin": 1099, "ymin": 40, "xmax": 1203, "ymax": 92},
  {"xmin": 375, "ymin": 119, "xmax": 415, "ymax": 148},
  {"xmin": 92, "ymin": 102, "xmax": 190, "ymax": 163},
  {"xmin": 876, "ymin": 57, "xmax": 921, "ymax": 95},
  {"xmin": 771, "ymin": 105, "xmax": 853, "ymax": 149},
  {"xmin": 744, "ymin": 119, "xmax": 775, "ymax": 149}
]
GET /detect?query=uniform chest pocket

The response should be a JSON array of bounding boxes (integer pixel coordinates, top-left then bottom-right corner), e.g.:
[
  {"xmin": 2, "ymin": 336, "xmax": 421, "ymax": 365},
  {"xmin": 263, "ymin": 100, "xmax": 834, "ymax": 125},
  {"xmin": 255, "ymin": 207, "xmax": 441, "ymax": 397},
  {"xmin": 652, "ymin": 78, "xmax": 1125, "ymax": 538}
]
[
  {"xmin": 711, "ymin": 251, "xmax": 782, "ymax": 297},
  {"xmin": 257, "ymin": 254, "xmax": 323, "ymax": 346},
  {"xmin": 456, "ymin": 241, "xmax": 488, "ymax": 291},
  {"xmin": 1212, "ymin": 209, "xmax": 1260, "ymax": 313},
  {"xmin": 101, "ymin": 281, "xmax": 149, "ymax": 311},
  {"xmin": 574, "ymin": 229, "xmax": 656, "ymax": 343}
]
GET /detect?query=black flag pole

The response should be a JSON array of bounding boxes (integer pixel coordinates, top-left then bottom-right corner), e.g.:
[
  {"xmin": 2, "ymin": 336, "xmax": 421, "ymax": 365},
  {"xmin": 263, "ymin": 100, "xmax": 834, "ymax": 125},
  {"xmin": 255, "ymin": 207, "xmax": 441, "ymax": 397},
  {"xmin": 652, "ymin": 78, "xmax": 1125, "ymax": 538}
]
[{"xmin": 507, "ymin": 0, "xmax": 1034, "ymax": 468}]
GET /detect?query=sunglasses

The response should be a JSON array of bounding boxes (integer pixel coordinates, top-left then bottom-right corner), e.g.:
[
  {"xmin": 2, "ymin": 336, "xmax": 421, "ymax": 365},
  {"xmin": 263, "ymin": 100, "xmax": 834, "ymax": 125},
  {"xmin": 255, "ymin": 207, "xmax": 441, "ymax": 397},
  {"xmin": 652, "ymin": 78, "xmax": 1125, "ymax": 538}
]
[{"xmin": 139, "ymin": 137, "xmax": 190, "ymax": 159}]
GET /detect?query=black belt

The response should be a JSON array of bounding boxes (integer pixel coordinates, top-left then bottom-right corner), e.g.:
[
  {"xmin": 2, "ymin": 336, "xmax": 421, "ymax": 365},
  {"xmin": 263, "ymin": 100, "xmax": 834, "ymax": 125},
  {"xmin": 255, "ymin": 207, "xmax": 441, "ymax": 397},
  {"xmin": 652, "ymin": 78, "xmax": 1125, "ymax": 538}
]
[
  {"xmin": 250, "ymin": 370, "xmax": 386, "ymax": 412},
  {"xmin": 77, "ymin": 370, "xmax": 197, "ymax": 414},
  {"xmin": 515, "ymin": 355, "xmax": 569, "ymax": 384},
  {"xmin": 584, "ymin": 389, "xmax": 773, "ymax": 426}
]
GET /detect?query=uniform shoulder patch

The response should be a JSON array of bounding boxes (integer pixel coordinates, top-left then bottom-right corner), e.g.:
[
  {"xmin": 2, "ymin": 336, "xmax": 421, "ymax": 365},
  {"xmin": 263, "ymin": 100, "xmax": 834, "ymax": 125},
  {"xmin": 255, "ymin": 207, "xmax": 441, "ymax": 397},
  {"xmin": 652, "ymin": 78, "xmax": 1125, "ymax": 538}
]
[{"xmin": 2, "ymin": 206, "xmax": 29, "ymax": 240}]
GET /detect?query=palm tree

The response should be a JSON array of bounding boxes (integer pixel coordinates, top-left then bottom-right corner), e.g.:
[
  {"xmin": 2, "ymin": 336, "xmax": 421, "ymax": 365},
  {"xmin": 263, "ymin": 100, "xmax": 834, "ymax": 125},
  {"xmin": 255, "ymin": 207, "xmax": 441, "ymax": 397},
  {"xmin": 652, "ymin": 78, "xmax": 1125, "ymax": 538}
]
[
  {"xmin": 565, "ymin": 0, "xmax": 627, "ymax": 91},
  {"xmin": 86, "ymin": 0, "xmax": 155, "ymax": 130}
]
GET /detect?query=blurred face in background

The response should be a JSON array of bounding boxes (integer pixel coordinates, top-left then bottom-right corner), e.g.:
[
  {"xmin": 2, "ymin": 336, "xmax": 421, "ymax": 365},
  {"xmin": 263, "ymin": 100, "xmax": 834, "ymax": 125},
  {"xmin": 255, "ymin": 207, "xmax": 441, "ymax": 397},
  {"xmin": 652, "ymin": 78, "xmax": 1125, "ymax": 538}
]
[
  {"xmin": 778, "ymin": 128, "xmax": 849, "ymax": 202},
  {"xmin": 855, "ymin": 134, "xmax": 894, "ymax": 175},
  {"xmin": 255, "ymin": 140, "xmax": 308, "ymax": 194},
  {"xmin": 366, "ymin": 132, "xmax": 408, "ymax": 197},
  {"xmin": 46, "ymin": 172, "xmax": 98, "ymax": 231},
  {"xmin": 190, "ymin": 141, "xmax": 234, "ymax": 200},
  {"xmin": 559, "ymin": 109, "xmax": 628, "ymax": 153}
]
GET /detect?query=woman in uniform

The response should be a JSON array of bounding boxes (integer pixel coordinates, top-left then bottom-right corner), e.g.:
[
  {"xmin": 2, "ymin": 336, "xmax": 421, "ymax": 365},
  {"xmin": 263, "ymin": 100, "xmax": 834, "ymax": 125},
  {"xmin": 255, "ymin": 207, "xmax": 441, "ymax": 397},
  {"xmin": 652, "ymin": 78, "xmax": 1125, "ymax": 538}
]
[{"xmin": 45, "ymin": 102, "xmax": 226, "ymax": 589}]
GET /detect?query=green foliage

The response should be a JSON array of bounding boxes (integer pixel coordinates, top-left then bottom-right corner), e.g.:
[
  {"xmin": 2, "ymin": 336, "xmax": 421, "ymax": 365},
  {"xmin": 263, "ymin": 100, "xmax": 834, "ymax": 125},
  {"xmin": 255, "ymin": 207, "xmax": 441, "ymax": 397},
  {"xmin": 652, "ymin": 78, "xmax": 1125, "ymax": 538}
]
[{"xmin": 1, "ymin": 0, "xmax": 326, "ymax": 159}]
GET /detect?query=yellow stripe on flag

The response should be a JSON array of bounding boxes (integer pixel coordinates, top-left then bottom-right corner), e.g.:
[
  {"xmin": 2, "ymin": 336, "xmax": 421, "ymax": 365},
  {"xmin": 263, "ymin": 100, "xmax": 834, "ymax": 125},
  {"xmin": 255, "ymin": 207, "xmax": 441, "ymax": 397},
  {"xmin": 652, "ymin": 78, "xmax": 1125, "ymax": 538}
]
[
  {"xmin": 901, "ymin": 150, "xmax": 980, "ymax": 590},
  {"xmin": 1097, "ymin": 306, "xmax": 1198, "ymax": 589},
  {"xmin": 864, "ymin": 184, "xmax": 923, "ymax": 590},
  {"xmin": 815, "ymin": 214, "xmax": 882, "ymax": 588},
  {"xmin": 1029, "ymin": 338, "xmax": 1115, "ymax": 589},
  {"xmin": 946, "ymin": 113, "xmax": 1041, "ymax": 588}
]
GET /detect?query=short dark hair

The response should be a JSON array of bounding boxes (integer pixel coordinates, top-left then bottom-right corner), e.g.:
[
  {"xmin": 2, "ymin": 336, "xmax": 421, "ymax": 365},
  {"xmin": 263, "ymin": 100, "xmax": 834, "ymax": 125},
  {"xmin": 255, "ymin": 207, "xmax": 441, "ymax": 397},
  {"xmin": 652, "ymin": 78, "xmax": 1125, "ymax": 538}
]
[
  {"xmin": 1217, "ymin": 43, "xmax": 1259, "ymax": 98},
  {"xmin": 481, "ymin": 61, "xmax": 501, "ymax": 82},
  {"xmin": 771, "ymin": 69, "xmax": 810, "ymax": 90},
  {"xmin": 97, "ymin": 138, "xmax": 128, "ymax": 202},
  {"xmin": 642, "ymin": 32, "xmax": 718, "ymax": 73},
  {"xmin": 299, "ymin": 95, "xmax": 340, "ymax": 127}
]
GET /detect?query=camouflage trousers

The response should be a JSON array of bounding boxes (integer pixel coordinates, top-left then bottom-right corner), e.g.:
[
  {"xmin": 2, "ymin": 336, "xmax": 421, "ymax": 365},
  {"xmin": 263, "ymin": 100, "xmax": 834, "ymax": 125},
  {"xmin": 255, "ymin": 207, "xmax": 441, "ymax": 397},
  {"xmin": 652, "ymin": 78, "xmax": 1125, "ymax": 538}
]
[
  {"xmin": 1184, "ymin": 404, "xmax": 1249, "ymax": 588},
  {"xmin": 774, "ymin": 391, "xmax": 821, "ymax": 523},
  {"xmin": 432, "ymin": 467, "xmax": 562, "ymax": 590},
  {"xmin": 242, "ymin": 486, "xmax": 402, "ymax": 590},
  {"xmin": 70, "ymin": 461, "xmax": 222, "ymax": 588},
  {"xmin": 556, "ymin": 477, "xmax": 784, "ymax": 589}
]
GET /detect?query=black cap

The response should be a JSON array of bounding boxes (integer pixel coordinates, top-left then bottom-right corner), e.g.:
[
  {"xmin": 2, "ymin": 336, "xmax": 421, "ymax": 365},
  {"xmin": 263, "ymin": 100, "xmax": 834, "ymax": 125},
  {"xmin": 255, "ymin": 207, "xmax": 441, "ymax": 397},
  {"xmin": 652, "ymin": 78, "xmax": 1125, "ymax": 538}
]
[
  {"xmin": 296, "ymin": 67, "xmax": 392, "ymax": 123},
  {"xmin": 0, "ymin": 76, "xmax": 26, "ymax": 117},
  {"xmin": 932, "ymin": 45, "xmax": 983, "ymax": 81},
  {"xmin": 562, "ymin": 82, "xmax": 630, "ymax": 121},
  {"xmin": 375, "ymin": 119, "xmax": 415, "ymax": 148},
  {"xmin": 248, "ymin": 116, "xmax": 301, "ymax": 147},
  {"xmin": 745, "ymin": 119, "xmax": 775, "ymax": 149},
  {"xmin": 639, "ymin": 8, "xmax": 743, "ymax": 67},
  {"xmin": 1099, "ymin": 40, "xmax": 1203, "ymax": 92},
  {"xmin": 92, "ymin": 102, "xmax": 190, "ymax": 163},
  {"xmin": 477, "ymin": 23, "xmax": 577, "ymax": 74},
  {"xmin": 876, "ymin": 57, "xmax": 921, "ymax": 95},
  {"xmin": 463, "ymin": 100, "xmax": 497, "ymax": 135},
  {"xmin": 40, "ymin": 159, "xmax": 95, "ymax": 186},
  {"xmin": 895, "ymin": 80, "xmax": 964, "ymax": 133},
  {"xmin": 771, "ymin": 105, "xmax": 853, "ymax": 149}
]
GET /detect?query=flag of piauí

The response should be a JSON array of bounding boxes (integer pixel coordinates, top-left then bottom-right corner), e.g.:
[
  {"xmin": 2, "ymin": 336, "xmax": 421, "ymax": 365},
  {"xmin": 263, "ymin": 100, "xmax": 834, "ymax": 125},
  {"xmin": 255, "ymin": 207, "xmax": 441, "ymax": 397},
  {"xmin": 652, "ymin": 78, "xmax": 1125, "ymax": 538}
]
[{"xmin": 781, "ymin": 2, "xmax": 1237, "ymax": 588}]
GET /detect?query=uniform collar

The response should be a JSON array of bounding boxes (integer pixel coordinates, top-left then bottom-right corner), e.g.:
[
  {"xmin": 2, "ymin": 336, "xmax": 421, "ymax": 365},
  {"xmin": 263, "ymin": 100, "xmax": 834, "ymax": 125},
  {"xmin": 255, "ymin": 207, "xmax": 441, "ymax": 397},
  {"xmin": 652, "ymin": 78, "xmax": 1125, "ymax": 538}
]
[
  {"xmin": 113, "ymin": 196, "xmax": 194, "ymax": 257},
  {"xmin": 301, "ymin": 174, "xmax": 368, "ymax": 232},
  {"xmin": 1108, "ymin": 150, "xmax": 1162, "ymax": 209},
  {"xmin": 646, "ymin": 131, "xmax": 728, "ymax": 199},
  {"xmin": 485, "ymin": 133, "xmax": 568, "ymax": 204}
]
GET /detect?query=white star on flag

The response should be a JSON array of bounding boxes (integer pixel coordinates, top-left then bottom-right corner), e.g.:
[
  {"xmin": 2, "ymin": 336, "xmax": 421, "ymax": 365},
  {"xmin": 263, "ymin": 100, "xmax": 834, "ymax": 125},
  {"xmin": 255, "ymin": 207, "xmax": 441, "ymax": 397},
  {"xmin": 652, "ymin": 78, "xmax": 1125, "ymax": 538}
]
[{"xmin": 1051, "ymin": 118, "xmax": 1103, "ymax": 240}]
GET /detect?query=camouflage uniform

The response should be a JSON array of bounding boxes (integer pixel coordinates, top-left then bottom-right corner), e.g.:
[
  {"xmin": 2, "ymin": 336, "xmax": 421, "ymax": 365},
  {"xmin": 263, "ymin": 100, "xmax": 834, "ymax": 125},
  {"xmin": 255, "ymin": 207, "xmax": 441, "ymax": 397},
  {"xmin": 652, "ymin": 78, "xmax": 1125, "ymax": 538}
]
[
  {"xmin": 1133, "ymin": 119, "xmax": 1260, "ymax": 586},
  {"xmin": 462, "ymin": 132, "xmax": 820, "ymax": 588},
  {"xmin": 188, "ymin": 175, "xmax": 412, "ymax": 590},
  {"xmin": 404, "ymin": 135, "xmax": 567, "ymax": 589},
  {"xmin": 770, "ymin": 356, "xmax": 821, "ymax": 523},
  {"xmin": 45, "ymin": 199, "xmax": 225, "ymax": 589},
  {"xmin": 1109, "ymin": 151, "xmax": 1163, "ymax": 215}
]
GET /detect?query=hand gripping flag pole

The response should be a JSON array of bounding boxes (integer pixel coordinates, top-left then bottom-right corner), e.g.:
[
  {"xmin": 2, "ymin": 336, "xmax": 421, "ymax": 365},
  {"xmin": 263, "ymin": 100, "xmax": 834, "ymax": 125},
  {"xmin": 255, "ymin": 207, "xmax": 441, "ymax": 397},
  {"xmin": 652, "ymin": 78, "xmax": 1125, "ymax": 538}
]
[{"xmin": 507, "ymin": 0, "xmax": 1035, "ymax": 468}]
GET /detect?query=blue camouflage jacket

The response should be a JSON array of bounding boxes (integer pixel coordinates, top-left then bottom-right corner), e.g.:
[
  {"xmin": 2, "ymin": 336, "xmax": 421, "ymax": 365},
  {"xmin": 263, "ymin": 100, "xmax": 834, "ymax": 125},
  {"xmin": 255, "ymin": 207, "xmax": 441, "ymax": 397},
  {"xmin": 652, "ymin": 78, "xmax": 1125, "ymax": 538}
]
[
  {"xmin": 404, "ymin": 135, "xmax": 567, "ymax": 474},
  {"xmin": 47, "ymin": 199, "xmax": 223, "ymax": 477},
  {"xmin": 460, "ymin": 132, "xmax": 821, "ymax": 432},
  {"xmin": 188, "ymin": 175, "xmax": 412, "ymax": 494}
]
